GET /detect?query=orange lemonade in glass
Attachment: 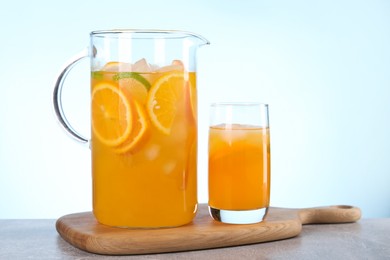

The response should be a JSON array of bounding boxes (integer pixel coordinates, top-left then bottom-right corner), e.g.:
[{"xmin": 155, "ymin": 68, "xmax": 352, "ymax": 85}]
[
  {"xmin": 208, "ymin": 103, "xmax": 270, "ymax": 224},
  {"xmin": 208, "ymin": 125, "xmax": 270, "ymax": 209},
  {"xmin": 91, "ymin": 60, "xmax": 197, "ymax": 228}
]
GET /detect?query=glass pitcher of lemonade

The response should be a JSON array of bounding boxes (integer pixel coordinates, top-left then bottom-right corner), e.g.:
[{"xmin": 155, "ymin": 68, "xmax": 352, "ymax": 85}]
[{"xmin": 53, "ymin": 30, "xmax": 209, "ymax": 228}]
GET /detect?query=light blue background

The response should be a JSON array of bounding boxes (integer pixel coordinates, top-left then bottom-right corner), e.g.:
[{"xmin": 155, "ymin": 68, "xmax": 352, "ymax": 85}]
[{"xmin": 0, "ymin": 0, "xmax": 389, "ymax": 218}]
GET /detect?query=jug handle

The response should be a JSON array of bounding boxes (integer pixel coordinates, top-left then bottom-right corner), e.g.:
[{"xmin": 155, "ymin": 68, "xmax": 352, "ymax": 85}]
[{"xmin": 53, "ymin": 48, "xmax": 89, "ymax": 145}]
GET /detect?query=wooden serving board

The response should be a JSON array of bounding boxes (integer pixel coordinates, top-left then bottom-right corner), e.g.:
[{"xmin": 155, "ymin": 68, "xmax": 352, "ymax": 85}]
[{"xmin": 56, "ymin": 204, "xmax": 361, "ymax": 255}]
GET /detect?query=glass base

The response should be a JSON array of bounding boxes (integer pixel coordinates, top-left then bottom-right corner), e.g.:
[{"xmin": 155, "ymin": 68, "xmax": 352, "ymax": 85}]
[{"xmin": 209, "ymin": 206, "xmax": 268, "ymax": 224}]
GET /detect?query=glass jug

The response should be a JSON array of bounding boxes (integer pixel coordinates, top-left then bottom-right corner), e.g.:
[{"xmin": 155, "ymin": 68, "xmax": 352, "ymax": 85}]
[{"xmin": 53, "ymin": 30, "xmax": 209, "ymax": 228}]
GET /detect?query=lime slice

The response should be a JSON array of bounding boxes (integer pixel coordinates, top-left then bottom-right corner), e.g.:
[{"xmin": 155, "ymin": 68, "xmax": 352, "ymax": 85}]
[
  {"xmin": 113, "ymin": 72, "xmax": 151, "ymax": 90},
  {"xmin": 91, "ymin": 71, "xmax": 104, "ymax": 80}
]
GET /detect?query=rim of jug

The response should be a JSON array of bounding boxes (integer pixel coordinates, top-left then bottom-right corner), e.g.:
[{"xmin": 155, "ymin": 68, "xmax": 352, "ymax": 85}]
[{"xmin": 90, "ymin": 29, "xmax": 210, "ymax": 44}]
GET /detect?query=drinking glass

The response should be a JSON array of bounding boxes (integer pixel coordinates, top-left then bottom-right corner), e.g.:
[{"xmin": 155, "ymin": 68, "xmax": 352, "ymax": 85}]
[{"xmin": 208, "ymin": 103, "xmax": 270, "ymax": 224}]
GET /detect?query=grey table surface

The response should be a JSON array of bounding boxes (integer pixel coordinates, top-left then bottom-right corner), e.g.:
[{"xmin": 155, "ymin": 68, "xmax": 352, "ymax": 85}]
[{"xmin": 0, "ymin": 218, "xmax": 389, "ymax": 259}]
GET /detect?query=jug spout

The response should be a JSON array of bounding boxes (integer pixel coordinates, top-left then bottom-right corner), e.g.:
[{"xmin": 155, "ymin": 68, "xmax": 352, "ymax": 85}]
[{"xmin": 185, "ymin": 31, "xmax": 210, "ymax": 47}]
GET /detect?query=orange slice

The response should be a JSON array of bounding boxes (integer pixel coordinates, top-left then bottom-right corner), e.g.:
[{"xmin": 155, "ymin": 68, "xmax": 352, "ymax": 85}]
[
  {"xmin": 186, "ymin": 73, "xmax": 197, "ymax": 123},
  {"xmin": 92, "ymin": 82, "xmax": 133, "ymax": 146},
  {"xmin": 102, "ymin": 61, "xmax": 132, "ymax": 72},
  {"xmin": 146, "ymin": 72, "xmax": 189, "ymax": 135},
  {"xmin": 115, "ymin": 100, "xmax": 151, "ymax": 154}
]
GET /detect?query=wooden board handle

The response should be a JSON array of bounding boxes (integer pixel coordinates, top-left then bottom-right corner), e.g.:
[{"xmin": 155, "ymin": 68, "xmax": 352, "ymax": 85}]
[{"xmin": 298, "ymin": 205, "xmax": 361, "ymax": 224}]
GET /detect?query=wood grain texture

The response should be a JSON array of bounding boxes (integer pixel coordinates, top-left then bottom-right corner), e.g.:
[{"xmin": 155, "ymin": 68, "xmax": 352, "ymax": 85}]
[{"xmin": 56, "ymin": 204, "xmax": 361, "ymax": 255}]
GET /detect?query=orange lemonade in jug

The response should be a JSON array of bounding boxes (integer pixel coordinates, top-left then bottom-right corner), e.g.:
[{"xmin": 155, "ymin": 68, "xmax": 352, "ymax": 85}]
[{"xmin": 91, "ymin": 59, "xmax": 197, "ymax": 227}]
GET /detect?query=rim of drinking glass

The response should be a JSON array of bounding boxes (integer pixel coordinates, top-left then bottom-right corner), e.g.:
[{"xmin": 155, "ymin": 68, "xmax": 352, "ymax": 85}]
[
  {"xmin": 210, "ymin": 102, "xmax": 269, "ymax": 108},
  {"xmin": 90, "ymin": 29, "xmax": 210, "ymax": 44}
]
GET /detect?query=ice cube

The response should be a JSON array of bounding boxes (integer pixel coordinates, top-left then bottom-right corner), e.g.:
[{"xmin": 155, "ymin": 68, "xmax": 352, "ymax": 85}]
[
  {"xmin": 132, "ymin": 58, "xmax": 152, "ymax": 72},
  {"xmin": 149, "ymin": 63, "xmax": 160, "ymax": 71},
  {"xmin": 155, "ymin": 60, "xmax": 184, "ymax": 72},
  {"xmin": 119, "ymin": 63, "xmax": 132, "ymax": 71},
  {"xmin": 144, "ymin": 144, "xmax": 160, "ymax": 161},
  {"xmin": 172, "ymin": 60, "xmax": 184, "ymax": 67},
  {"xmin": 163, "ymin": 161, "xmax": 176, "ymax": 174},
  {"xmin": 221, "ymin": 127, "xmax": 248, "ymax": 142}
]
